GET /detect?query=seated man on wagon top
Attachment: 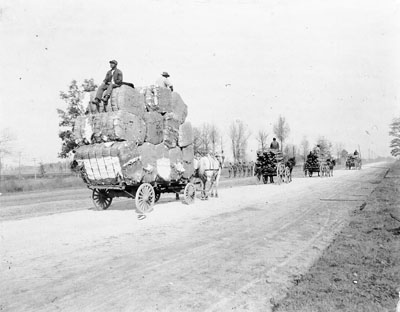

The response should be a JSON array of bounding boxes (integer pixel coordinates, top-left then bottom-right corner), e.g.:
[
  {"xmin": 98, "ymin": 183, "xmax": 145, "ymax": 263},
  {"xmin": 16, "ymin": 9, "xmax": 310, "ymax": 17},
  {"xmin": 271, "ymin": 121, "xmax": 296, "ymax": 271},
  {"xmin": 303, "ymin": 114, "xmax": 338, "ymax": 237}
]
[
  {"xmin": 270, "ymin": 138, "xmax": 280, "ymax": 150},
  {"xmin": 91, "ymin": 60, "xmax": 123, "ymax": 112}
]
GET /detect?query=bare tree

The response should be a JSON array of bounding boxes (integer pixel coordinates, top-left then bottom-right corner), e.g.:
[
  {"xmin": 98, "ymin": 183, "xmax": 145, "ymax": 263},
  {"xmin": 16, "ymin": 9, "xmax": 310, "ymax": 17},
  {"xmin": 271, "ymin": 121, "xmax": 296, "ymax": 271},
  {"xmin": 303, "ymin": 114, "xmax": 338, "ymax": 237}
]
[
  {"xmin": 209, "ymin": 123, "xmax": 220, "ymax": 153},
  {"xmin": 256, "ymin": 130, "xmax": 269, "ymax": 151},
  {"xmin": 192, "ymin": 126, "xmax": 202, "ymax": 154},
  {"xmin": 193, "ymin": 123, "xmax": 217, "ymax": 155},
  {"xmin": 200, "ymin": 123, "xmax": 211, "ymax": 154},
  {"xmin": 334, "ymin": 142, "xmax": 345, "ymax": 162},
  {"xmin": 273, "ymin": 115, "xmax": 290, "ymax": 151},
  {"xmin": 284, "ymin": 144, "xmax": 297, "ymax": 158},
  {"xmin": 229, "ymin": 120, "xmax": 251, "ymax": 162},
  {"xmin": 316, "ymin": 136, "xmax": 333, "ymax": 156},
  {"xmin": 300, "ymin": 136, "xmax": 310, "ymax": 161}
]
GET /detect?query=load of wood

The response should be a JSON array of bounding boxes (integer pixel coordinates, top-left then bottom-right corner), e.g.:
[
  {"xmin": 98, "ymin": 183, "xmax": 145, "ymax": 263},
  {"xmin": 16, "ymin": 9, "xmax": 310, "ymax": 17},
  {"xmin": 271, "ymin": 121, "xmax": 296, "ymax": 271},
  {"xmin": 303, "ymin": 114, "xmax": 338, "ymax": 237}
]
[
  {"xmin": 304, "ymin": 152, "xmax": 320, "ymax": 169},
  {"xmin": 73, "ymin": 86, "xmax": 194, "ymax": 185},
  {"xmin": 255, "ymin": 149, "xmax": 283, "ymax": 175}
]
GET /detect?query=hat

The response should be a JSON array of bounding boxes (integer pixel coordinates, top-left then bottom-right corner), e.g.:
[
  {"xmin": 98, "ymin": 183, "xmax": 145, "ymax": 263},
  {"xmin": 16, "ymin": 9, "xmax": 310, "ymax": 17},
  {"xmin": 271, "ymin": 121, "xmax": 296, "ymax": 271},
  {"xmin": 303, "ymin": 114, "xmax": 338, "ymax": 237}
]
[
  {"xmin": 161, "ymin": 71, "xmax": 170, "ymax": 77},
  {"xmin": 109, "ymin": 60, "xmax": 118, "ymax": 65}
]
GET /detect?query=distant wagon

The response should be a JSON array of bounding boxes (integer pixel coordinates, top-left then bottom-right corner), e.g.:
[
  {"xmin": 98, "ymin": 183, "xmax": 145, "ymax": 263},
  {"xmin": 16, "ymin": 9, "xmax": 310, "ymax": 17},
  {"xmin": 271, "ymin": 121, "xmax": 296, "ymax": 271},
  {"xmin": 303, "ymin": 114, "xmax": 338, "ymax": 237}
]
[
  {"xmin": 346, "ymin": 154, "xmax": 362, "ymax": 170},
  {"xmin": 254, "ymin": 149, "xmax": 293, "ymax": 184}
]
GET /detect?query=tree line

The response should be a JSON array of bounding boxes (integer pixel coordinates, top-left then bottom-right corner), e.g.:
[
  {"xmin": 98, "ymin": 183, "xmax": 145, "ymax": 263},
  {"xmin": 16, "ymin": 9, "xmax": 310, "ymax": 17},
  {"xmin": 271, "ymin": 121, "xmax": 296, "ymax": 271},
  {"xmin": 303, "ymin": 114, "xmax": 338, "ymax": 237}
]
[{"xmin": 56, "ymin": 79, "xmax": 361, "ymax": 163}]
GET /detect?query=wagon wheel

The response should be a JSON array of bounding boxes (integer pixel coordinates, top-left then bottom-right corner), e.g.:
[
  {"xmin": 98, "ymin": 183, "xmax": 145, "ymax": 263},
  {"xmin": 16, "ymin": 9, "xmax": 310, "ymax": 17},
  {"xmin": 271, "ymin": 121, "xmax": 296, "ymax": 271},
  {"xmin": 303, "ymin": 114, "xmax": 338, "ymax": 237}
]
[
  {"xmin": 182, "ymin": 183, "xmax": 196, "ymax": 205},
  {"xmin": 285, "ymin": 167, "xmax": 291, "ymax": 183},
  {"xmin": 92, "ymin": 189, "xmax": 113, "ymax": 210},
  {"xmin": 262, "ymin": 175, "xmax": 268, "ymax": 184},
  {"xmin": 135, "ymin": 183, "xmax": 155, "ymax": 214},
  {"xmin": 309, "ymin": 171, "xmax": 313, "ymax": 177},
  {"xmin": 154, "ymin": 190, "xmax": 161, "ymax": 203}
]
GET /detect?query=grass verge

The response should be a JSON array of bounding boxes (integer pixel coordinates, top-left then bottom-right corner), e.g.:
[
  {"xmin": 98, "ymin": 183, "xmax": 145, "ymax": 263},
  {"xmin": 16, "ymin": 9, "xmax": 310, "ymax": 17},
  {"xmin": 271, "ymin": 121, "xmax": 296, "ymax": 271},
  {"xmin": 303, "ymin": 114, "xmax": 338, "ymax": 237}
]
[
  {"xmin": 273, "ymin": 161, "xmax": 400, "ymax": 312},
  {"xmin": 0, "ymin": 176, "xmax": 85, "ymax": 193}
]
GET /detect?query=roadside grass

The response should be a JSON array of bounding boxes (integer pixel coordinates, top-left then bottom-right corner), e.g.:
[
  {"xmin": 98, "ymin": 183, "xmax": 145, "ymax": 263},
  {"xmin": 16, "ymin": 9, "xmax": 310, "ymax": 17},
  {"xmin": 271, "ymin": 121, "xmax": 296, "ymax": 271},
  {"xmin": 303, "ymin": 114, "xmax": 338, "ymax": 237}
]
[
  {"xmin": 273, "ymin": 162, "xmax": 400, "ymax": 312},
  {"xmin": 0, "ymin": 176, "xmax": 85, "ymax": 193}
]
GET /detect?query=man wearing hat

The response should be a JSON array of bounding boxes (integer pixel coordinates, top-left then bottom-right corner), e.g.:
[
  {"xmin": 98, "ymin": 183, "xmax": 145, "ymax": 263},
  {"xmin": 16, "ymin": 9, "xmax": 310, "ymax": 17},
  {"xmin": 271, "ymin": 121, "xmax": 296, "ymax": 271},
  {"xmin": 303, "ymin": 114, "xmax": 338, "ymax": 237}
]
[
  {"xmin": 155, "ymin": 71, "xmax": 173, "ymax": 91},
  {"xmin": 92, "ymin": 60, "xmax": 123, "ymax": 112}
]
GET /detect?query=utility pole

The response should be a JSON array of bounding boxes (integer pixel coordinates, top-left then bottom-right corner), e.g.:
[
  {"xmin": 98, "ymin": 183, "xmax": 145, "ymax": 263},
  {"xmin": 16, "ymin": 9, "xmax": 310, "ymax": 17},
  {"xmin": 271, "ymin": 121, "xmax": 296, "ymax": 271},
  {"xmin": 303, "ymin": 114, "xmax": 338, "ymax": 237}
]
[
  {"xmin": 33, "ymin": 158, "xmax": 37, "ymax": 180},
  {"xmin": 18, "ymin": 152, "xmax": 22, "ymax": 179}
]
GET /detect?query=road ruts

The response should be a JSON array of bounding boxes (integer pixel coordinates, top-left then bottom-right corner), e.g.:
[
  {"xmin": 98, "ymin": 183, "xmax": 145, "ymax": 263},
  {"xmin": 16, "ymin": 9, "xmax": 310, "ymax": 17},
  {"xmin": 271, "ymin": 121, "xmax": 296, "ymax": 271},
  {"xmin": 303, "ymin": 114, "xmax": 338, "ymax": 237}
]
[{"xmin": 0, "ymin": 163, "xmax": 389, "ymax": 311}]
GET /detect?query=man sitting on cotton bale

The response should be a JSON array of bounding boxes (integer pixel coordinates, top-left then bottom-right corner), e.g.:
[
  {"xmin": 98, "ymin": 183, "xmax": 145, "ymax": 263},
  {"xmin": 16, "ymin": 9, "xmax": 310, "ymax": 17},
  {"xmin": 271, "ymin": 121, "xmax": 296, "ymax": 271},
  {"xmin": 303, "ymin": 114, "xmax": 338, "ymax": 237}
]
[
  {"xmin": 91, "ymin": 60, "xmax": 123, "ymax": 112},
  {"xmin": 155, "ymin": 71, "xmax": 174, "ymax": 91}
]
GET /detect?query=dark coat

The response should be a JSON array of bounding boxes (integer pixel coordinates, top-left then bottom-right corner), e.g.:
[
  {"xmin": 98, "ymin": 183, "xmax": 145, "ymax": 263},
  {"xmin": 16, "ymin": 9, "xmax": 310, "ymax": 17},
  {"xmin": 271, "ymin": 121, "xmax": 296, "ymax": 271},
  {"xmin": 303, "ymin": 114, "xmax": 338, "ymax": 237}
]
[{"xmin": 103, "ymin": 68, "xmax": 123, "ymax": 85}]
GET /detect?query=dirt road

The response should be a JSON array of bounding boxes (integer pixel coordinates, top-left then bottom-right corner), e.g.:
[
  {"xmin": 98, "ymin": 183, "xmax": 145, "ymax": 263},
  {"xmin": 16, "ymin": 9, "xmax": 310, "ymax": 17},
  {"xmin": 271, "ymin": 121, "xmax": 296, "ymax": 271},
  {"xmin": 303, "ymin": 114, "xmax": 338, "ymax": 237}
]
[{"xmin": 0, "ymin": 163, "xmax": 390, "ymax": 311}]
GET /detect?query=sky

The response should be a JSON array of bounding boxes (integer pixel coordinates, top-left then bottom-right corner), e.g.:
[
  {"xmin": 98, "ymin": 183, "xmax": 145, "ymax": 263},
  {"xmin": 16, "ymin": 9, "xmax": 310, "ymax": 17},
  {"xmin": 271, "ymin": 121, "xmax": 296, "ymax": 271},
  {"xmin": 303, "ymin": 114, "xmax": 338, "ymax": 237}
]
[{"xmin": 1, "ymin": 0, "xmax": 399, "ymax": 166}]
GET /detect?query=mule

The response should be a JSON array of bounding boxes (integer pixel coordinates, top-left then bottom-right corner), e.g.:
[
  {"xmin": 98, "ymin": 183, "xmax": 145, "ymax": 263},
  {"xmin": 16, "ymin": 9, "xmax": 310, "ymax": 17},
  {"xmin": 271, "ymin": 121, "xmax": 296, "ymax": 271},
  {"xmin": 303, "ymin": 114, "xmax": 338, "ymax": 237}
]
[
  {"xmin": 193, "ymin": 154, "xmax": 224, "ymax": 200},
  {"xmin": 285, "ymin": 157, "xmax": 296, "ymax": 182}
]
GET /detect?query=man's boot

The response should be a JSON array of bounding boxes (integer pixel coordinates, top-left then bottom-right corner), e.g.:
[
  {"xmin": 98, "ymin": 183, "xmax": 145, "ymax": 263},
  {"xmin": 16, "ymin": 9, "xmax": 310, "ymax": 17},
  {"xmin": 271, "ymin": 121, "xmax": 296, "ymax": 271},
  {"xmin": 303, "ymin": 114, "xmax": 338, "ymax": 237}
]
[{"xmin": 102, "ymin": 95, "xmax": 110, "ymax": 112}]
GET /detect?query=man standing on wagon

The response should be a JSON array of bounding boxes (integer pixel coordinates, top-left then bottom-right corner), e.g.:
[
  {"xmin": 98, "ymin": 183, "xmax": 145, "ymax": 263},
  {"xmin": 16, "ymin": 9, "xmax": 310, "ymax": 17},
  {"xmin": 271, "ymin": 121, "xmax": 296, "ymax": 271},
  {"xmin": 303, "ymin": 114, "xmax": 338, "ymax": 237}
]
[{"xmin": 91, "ymin": 60, "xmax": 123, "ymax": 112}]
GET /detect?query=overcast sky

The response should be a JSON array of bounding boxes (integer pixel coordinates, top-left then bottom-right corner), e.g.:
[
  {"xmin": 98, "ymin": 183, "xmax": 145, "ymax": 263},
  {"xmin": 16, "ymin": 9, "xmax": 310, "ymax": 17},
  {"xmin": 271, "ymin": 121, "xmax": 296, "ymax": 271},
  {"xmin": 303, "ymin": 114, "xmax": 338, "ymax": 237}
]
[{"xmin": 1, "ymin": 0, "xmax": 399, "ymax": 165}]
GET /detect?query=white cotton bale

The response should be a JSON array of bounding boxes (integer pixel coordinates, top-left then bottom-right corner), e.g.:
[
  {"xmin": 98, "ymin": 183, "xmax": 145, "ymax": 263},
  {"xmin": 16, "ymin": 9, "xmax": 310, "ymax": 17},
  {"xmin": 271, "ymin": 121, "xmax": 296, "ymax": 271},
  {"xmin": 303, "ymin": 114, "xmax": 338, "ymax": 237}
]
[
  {"xmin": 143, "ymin": 111, "xmax": 164, "ymax": 145},
  {"xmin": 98, "ymin": 111, "xmax": 146, "ymax": 144},
  {"xmin": 163, "ymin": 113, "xmax": 180, "ymax": 149},
  {"xmin": 110, "ymin": 85, "xmax": 145, "ymax": 118},
  {"xmin": 73, "ymin": 116, "xmax": 85, "ymax": 143},
  {"xmin": 169, "ymin": 147, "xmax": 183, "ymax": 164},
  {"xmin": 156, "ymin": 87, "xmax": 172, "ymax": 114},
  {"xmin": 171, "ymin": 92, "xmax": 188, "ymax": 124},
  {"xmin": 181, "ymin": 144, "xmax": 194, "ymax": 179},
  {"xmin": 182, "ymin": 144, "xmax": 194, "ymax": 163},
  {"xmin": 168, "ymin": 147, "xmax": 184, "ymax": 181},
  {"xmin": 137, "ymin": 142, "xmax": 158, "ymax": 183},
  {"xmin": 182, "ymin": 160, "xmax": 194, "ymax": 179},
  {"xmin": 142, "ymin": 86, "xmax": 172, "ymax": 114},
  {"xmin": 178, "ymin": 122, "xmax": 193, "ymax": 148}
]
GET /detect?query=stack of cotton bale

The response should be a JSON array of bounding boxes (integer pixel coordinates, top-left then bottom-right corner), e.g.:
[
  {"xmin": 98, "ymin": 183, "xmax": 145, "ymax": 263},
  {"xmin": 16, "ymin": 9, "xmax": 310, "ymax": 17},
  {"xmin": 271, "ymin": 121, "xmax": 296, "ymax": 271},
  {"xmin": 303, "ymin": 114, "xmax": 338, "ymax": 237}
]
[{"xmin": 73, "ymin": 84, "xmax": 194, "ymax": 185}]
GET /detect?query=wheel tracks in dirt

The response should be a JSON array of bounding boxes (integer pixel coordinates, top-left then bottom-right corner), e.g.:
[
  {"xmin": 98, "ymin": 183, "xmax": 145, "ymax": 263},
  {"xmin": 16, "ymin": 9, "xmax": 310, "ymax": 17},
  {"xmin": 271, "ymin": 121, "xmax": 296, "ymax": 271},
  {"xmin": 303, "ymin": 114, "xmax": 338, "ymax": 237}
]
[
  {"xmin": 14, "ymin": 192, "xmax": 344, "ymax": 311},
  {"xmin": 1, "ymin": 166, "xmax": 386, "ymax": 311}
]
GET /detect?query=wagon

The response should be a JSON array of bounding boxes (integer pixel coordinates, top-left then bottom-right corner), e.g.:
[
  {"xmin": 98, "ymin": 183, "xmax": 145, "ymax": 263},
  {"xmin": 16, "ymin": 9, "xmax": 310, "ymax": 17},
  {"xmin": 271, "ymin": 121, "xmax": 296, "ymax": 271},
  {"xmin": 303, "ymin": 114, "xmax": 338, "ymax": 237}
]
[
  {"xmin": 254, "ymin": 150, "xmax": 291, "ymax": 184},
  {"xmin": 346, "ymin": 155, "xmax": 362, "ymax": 170},
  {"xmin": 303, "ymin": 162, "xmax": 320, "ymax": 177},
  {"xmin": 89, "ymin": 179, "xmax": 196, "ymax": 213},
  {"xmin": 74, "ymin": 154, "xmax": 196, "ymax": 214}
]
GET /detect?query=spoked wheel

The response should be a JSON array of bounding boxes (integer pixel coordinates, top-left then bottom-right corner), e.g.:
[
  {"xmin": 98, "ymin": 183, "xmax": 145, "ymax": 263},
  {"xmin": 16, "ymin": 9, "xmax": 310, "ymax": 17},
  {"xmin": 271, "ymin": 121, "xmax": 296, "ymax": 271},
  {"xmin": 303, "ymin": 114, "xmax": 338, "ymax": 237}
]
[
  {"xmin": 309, "ymin": 171, "xmax": 313, "ymax": 177},
  {"xmin": 92, "ymin": 189, "xmax": 113, "ymax": 210},
  {"xmin": 285, "ymin": 167, "xmax": 291, "ymax": 183},
  {"xmin": 135, "ymin": 183, "xmax": 155, "ymax": 214},
  {"xmin": 182, "ymin": 183, "xmax": 196, "ymax": 205},
  {"xmin": 262, "ymin": 175, "xmax": 268, "ymax": 184},
  {"xmin": 154, "ymin": 191, "xmax": 161, "ymax": 203},
  {"xmin": 276, "ymin": 167, "xmax": 282, "ymax": 185}
]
